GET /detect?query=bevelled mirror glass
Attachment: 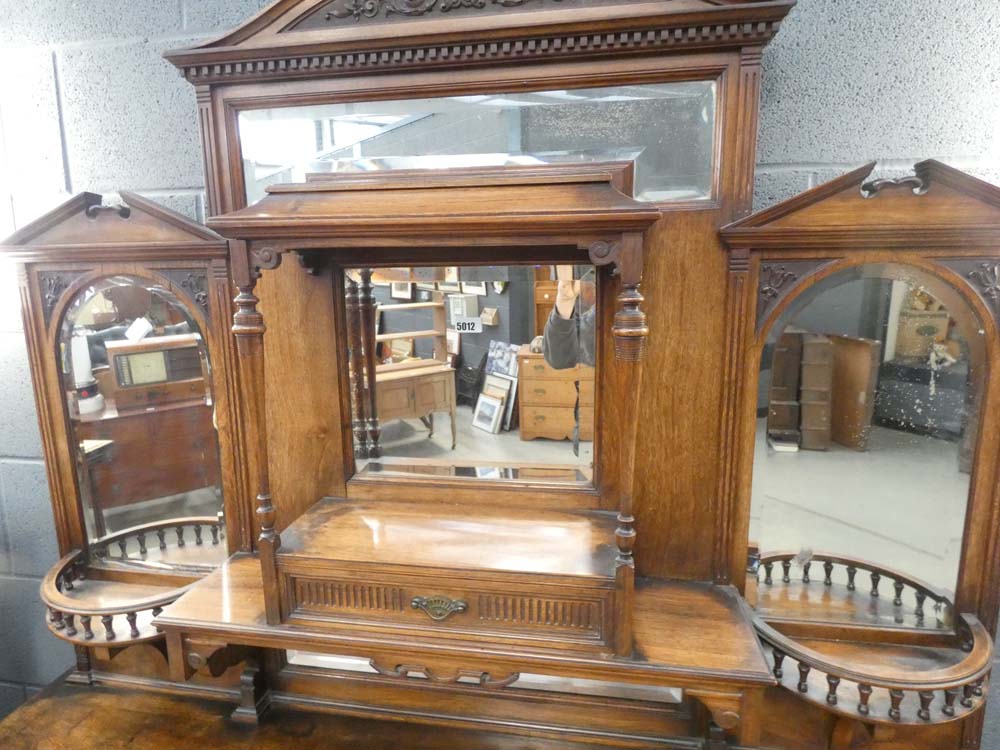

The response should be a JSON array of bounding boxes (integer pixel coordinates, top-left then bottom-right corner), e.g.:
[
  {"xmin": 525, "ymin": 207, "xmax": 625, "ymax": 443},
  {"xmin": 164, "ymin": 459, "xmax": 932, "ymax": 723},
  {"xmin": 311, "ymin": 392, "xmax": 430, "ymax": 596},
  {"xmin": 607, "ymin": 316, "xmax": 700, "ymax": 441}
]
[
  {"xmin": 346, "ymin": 263, "xmax": 596, "ymax": 486},
  {"xmin": 748, "ymin": 264, "xmax": 984, "ymax": 630},
  {"xmin": 58, "ymin": 276, "xmax": 226, "ymax": 570},
  {"xmin": 238, "ymin": 81, "xmax": 717, "ymax": 204}
]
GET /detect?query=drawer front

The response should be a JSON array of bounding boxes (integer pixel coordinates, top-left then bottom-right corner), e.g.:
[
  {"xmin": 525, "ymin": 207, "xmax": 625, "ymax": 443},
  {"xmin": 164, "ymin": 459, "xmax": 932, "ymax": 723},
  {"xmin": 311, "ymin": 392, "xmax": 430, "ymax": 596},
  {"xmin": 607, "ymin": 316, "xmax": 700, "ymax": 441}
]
[
  {"xmin": 285, "ymin": 573, "xmax": 611, "ymax": 649},
  {"xmin": 414, "ymin": 374, "xmax": 450, "ymax": 413},
  {"xmin": 521, "ymin": 406, "xmax": 577, "ymax": 440},
  {"xmin": 579, "ymin": 380, "xmax": 595, "ymax": 407},
  {"xmin": 521, "ymin": 379, "xmax": 578, "ymax": 406},
  {"xmin": 377, "ymin": 381, "xmax": 413, "ymax": 421}
]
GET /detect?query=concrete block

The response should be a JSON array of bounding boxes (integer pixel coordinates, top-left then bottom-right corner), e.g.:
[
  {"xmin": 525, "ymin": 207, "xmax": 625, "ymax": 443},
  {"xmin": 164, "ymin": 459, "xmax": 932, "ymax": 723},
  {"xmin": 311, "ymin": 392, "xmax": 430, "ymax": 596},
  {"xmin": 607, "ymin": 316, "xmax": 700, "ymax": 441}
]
[
  {"xmin": 182, "ymin": 0, "xmax": 273, "ymax": 33},
  {"xmin": 134, "ymin": 191, "xmax": 204, "ymax": 222},
  {"xmin": 0, "ymin": 460, "xmax": 57, "ymax": 579},
  {"xmin": 0, "ymin": 49, "xmax": 66, "ymax": 210},
  {"xmin": 753, "ymin": 169, "xmax": 814, "ymax": 212},
  {"xmin": 0, "ymin": 682, "xmax": 25, "ymax": 721},
  {"xmin": 57, "ymin": 38, "xmax": 208, "ymax": 193},
  {"xmin": 0, "ymin": 577, "xmax": 73, "ymax": 685},
  {"xmin": 0, "ymin": 333, "xmax": 43, "ymax": 460},
  {"xmin": 758, "ymin": 0, "xmax": 1000, "ymax": 166},
  {"xmin": 0, "ymin": 1, "xmax": 180, "ymax": 47}
]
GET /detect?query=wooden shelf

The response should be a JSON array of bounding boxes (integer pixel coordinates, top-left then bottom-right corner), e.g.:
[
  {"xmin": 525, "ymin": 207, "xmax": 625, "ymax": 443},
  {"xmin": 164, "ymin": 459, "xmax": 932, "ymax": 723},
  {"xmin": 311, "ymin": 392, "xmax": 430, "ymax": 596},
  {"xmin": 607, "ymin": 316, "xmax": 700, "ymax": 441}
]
[
  {"xmin": 378, "ymin": 301, "xmax": 445, "ymax": 311},
  {"xmin": 375, "ymin": 329, "xmax": 443, "ymax": 343}
]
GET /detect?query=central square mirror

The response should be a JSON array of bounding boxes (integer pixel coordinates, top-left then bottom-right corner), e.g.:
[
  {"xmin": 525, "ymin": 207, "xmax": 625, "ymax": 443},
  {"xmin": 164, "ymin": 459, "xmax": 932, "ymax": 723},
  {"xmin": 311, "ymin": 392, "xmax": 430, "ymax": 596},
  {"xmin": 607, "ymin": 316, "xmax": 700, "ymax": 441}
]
[{"xmin": 345, "ymin": 263, "xmax": 597, "ymax": 486}]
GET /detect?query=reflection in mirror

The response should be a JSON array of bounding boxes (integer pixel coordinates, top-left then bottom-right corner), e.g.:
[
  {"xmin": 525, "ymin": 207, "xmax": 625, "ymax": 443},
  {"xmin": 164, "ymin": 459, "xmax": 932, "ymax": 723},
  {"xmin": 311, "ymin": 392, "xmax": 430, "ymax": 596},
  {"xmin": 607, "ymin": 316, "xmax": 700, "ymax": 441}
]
[
  {"xmin": 239, "ymin": 81, "xmax": 716, "ymax": 203},
  {"xmin": 747, "ymin": 265, "xmax": 984, "ymax": 630},
  {"xmin": 59, "ymin": 276, "xmax": 225, "ymax": 571},
  {"xmin": 346, "ymin": 264, "xmax": 596, "ymax": 485}
]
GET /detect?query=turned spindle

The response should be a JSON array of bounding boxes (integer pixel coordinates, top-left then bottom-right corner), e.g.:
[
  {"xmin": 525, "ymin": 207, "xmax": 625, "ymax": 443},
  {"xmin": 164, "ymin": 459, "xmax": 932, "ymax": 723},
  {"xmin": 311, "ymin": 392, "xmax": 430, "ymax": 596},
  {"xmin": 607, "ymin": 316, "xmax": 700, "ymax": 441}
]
[
  {"xmin": 52, "ymin": 610, "xmax": 65, "ymax": 630},
  {"xmin": 137, "ymin": 532, "xmax": 147, "ymax": 555},
  {"xmin": 80, "ymin": 615, "xmax": 93, "ymax": 640},
  {"xmin": 802, "ymin": 561, "xmax": 811, "ymax": 583},
  {"xmin": 764, "ymin": 562, "xmax": 773, "ymax": 585},
  {"xmin": 102, "ymin": 615, "xmax": 115, "ymax": 641},
  {"xmin": 889, "ymin": 689, "xmax": 904, "ymax": 721},
  {"xmin": 974, "ymin": 678, "xmax": 985, "ymax": 698},
  {"xmin": 772, "ymin": 648, "xmax": 785, "ymax": 678},
  {"xmin": 918, "ymin": 691, "xmax": 933, "ymax": 721},
  {"xmin": 117, "ymin": 538, "xmax": 128, "ymax": 557},
  {"xmin": 781, "ymin": 560, "xmax": 791, "ymax": 583},
  {"xmin": 797, "ymin": 662, "xmax": 810, "ymax": 693},
  {"xmin": 962, "ymin": 684, "xmax": 975, "ymax": 708},
  {"xmin": 63, "ymin": 569, "xmax": 74, "ymax": 591},
  {"xmin": 826, "ymin": 675, "xmax": 840, "ymax": 706},
  {"xmin": 157, "ymin": 529, "xmax": 167, "ymax": 550},
  {"xmin": 64, "ymin": 614, "xmax": 77, "ymax": 637},
  {"xmin": 943, "ymin": 688, "xmax": 958, "ymax": 716},
  {"xmin": 846, "ymin": 565, "xmax": 857, "ymax": 591},
  {"xmin": 823, "ymin": 560, "xmax": 833, "ymax": 586},
  {"xmin": 176, "ymin": 526, "xmax": 186, "ymax": 548},
  {"xmin": 211, "ymin": 524, "xmax": 220, "ymax": 545},
  {"xmin": 893, "ymin": 580, "xmax": 904, "ymax": 606},
  {"xmin": 915, "ymin": 590, "xmax": 926, "ymax": 621},
  {"xmin": 858, "ymin": 684, "xmax": 873, "ymax": 715},
  {"xmin": 194, "ymin": 525, "xmax": 204, "ymax": 545},
  {"xmin": 126, "ymin": 612, "xmax": 139, "ymax": 638}
]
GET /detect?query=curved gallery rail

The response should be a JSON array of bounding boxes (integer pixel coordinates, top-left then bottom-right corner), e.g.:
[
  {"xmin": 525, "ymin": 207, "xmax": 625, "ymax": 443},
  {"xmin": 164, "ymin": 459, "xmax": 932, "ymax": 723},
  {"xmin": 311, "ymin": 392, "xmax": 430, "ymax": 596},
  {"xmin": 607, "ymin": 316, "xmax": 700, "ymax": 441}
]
[
  {"xmin": 753, "ymin": 612, "xmax": 992, "ymax": 726},
  {"xmin": 41, "ymin": 517, "xmax": 223, "ymax": 647},
  {"xmin": 755, "ymin": 552, "xmax": 954, "ymax": 630}
]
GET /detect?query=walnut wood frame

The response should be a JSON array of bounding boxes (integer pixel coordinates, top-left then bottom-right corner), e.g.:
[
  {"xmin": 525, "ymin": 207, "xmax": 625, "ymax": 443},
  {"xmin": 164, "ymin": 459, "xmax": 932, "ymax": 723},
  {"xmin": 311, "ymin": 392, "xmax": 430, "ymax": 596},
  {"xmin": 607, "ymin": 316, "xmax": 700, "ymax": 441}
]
[
  {"xmin": 720, "ymin": 161, "xmax": 1000, "ymax": 748},
  {"xmin": 168, "ymin": 0, "xmax": 793, "ymax": 586}
]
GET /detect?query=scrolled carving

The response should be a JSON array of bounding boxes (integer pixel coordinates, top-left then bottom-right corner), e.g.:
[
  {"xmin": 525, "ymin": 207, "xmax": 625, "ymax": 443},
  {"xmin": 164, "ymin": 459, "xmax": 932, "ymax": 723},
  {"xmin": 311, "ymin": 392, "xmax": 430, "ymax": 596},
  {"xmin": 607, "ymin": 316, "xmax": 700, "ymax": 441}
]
[
  {"xmin": 249, "ymin": 247, "xmax": 283, "ymax": 281},
  {"xmin": 860, "ymin": 175, "xmax": 928, "ymax": 199},
  {"xmin": 411, "ymin": 595, "xmax": 468, "ymax": 621},
  {"xmin": 369, "ymin": 659, "xmax": 520, "ymax": 689},
  {"xmin": 84, "ymin": 203, "xmax": 131, "ymax": 220},
  {"xmin": 940, "ymin": 259, "xmax": 1000, "ymax": 328},
  {"xmin": 160, "ymin": 269, "xmax": 210, "ymax": 313},
  {"xmin": 320, "ymin": 0, "xmax": 561, "ymax": 24},
  {"xmin": 38, "ymin": 271, "xmax": 80, "ymax": 323},
  {"xmin": 755, "ymin": 260, "xmax": 834, "ymax": 331}
]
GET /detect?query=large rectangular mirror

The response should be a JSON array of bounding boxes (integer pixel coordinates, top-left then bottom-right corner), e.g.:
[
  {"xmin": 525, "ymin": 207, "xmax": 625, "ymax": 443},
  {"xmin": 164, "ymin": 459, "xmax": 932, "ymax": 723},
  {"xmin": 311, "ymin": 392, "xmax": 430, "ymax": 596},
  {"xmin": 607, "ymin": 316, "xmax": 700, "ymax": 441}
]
[
  {"xmin": 238, "ymin": 81, "xmax": 717, "ymax": 204},
  {"xmin": 346, "ymin": 263, "xmax": 597, "ymax": 486}
]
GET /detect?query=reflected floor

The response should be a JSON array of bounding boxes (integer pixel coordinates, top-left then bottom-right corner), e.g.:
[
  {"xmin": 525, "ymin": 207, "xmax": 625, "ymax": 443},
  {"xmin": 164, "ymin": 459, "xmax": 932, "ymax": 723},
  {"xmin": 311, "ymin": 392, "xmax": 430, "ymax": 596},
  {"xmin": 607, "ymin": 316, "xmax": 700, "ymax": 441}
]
[
  {"xmin": 750, "ymin": 420, "xmax": 967, "ymax": 593},
  {"xmin": 359, "ymin": 405, "xmax": 593, "ymax": 470}
]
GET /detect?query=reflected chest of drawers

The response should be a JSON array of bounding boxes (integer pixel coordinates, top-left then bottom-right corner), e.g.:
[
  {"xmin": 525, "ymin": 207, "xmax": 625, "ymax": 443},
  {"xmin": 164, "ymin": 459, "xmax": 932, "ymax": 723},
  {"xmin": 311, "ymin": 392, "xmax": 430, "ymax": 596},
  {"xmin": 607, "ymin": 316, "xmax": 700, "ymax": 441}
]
[{"xmin": 517, "ymin": 345, "xmax": 595, "ymax": 442}]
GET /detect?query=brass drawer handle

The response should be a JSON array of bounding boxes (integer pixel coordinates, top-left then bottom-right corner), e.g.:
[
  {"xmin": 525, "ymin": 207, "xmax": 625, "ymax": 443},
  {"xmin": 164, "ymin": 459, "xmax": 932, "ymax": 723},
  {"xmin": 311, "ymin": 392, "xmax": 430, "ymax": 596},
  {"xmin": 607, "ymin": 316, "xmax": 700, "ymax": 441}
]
[{"xmin": 411, "ymin": 595, "xmax": 468, "ymax": 621}]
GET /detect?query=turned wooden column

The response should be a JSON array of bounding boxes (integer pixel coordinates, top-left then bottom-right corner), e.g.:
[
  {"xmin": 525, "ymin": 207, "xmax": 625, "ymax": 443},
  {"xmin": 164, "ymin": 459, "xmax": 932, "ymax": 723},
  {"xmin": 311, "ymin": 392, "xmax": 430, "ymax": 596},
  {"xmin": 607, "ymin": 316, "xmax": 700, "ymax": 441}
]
[
  {"xmin": 590, "ymin": 233, "xmax": 647, "ymax": 657},
  {"xmin": 231, "ymin": 241, "xmax": 282, "ymax": 626},
  {"xmin": 345, "ymin": 275, "xmax": 370, "ymax": 459},
  {"xmin": 358, "ymin": 269, "xmax": 381, "ymax": 458}
]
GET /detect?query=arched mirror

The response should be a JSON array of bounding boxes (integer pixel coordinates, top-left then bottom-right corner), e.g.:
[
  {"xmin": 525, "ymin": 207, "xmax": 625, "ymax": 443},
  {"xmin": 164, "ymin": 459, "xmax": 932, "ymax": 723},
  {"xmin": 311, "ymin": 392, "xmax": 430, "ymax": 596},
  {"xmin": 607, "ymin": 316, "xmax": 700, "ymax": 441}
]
[
  {"xmin": 747, "ymin": 263, "xmax": 985, "ymax": 630},
  {"xmin": 58, "ymin": 275, "xmax": 226, "ymax": 571}
]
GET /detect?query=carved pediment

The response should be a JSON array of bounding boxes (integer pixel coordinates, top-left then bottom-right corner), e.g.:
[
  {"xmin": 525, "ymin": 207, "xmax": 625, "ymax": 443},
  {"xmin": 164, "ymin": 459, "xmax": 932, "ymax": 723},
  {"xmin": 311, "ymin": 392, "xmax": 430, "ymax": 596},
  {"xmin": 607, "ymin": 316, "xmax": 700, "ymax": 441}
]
[
  {"xmin": 164, "ymin": 0, "xmax": 793, "ymax": 84},
  {"xmin": 721, "ymin": 160, "xmax": 1000, "ymax": 250}
]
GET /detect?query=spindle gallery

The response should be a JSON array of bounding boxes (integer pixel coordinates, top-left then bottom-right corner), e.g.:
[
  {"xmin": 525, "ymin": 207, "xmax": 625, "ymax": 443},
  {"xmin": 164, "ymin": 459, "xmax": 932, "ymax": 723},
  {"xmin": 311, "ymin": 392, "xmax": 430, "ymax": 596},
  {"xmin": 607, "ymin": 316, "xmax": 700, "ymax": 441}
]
[{"xmin": 1, "ymin": 1, "xmax": 999, "ymax": 749}]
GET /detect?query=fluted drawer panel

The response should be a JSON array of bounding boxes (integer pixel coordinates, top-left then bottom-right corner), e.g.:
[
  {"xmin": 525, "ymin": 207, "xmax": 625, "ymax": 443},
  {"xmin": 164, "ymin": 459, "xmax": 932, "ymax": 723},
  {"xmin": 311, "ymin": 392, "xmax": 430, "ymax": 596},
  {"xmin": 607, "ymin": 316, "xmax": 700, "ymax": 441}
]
[
  {"xmin": 478, "ymin": 594, "xmax": 601, "ymax": 634},
  {"xmin": 294, "ymin": 579, "xmax": 405, "ymax": 614}
]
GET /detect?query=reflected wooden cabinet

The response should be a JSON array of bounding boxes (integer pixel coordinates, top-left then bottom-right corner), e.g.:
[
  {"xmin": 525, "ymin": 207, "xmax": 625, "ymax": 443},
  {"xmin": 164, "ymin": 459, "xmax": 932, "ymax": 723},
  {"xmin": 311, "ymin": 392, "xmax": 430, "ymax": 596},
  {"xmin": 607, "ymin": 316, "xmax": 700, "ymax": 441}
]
[{"xmin": 518, "ymin": 346, "xmax": 595, "ymax": 442}]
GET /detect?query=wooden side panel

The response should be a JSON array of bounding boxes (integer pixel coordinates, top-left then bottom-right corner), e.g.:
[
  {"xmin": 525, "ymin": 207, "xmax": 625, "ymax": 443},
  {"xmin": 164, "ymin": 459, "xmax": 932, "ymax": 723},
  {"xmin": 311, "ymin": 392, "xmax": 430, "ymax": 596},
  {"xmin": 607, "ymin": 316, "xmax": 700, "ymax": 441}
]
[
  {"xmin": 633, "ymin": 210, "xmax": 729, "ymax": 580},
  {"xmin": 261, "ymin": 261, "xmax": 347, "ymax": 533}
]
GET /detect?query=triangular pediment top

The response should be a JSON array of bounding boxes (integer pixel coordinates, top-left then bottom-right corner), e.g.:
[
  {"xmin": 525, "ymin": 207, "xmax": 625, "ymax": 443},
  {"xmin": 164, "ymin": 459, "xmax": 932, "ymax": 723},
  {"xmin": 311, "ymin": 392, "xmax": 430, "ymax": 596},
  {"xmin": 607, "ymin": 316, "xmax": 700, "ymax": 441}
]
[
  {"xmin": 164, "ymin": 0, "xmax": 793, "ymax": 83},
  {"xmin": 1, "ymin": 192, "xmax": 224, "ymax": 252},
  {"xmin": 722, "ymin": 161, "xmax": 1000, "ymax": 248}
]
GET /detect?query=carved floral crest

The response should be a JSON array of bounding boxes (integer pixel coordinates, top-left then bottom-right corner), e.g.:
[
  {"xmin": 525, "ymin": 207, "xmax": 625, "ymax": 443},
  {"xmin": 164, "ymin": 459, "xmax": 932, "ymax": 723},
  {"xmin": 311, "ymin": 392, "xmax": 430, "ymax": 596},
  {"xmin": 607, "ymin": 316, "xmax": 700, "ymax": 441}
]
[{"xmin": 323, "ymin": 0, "xmax": 563, "ymax": 22}]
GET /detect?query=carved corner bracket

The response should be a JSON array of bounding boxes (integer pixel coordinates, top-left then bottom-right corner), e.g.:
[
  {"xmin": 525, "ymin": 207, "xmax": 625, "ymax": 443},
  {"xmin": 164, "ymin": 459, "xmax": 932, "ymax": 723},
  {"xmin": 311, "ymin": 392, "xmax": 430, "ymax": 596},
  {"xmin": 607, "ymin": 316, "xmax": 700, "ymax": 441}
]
[
  {"xmin": 588, "ymin": 236, "xmax": 647, "ymax": 362},
  {"xmin": 755, "ymin": 260, "xmax": 835, "ymax": 332},
  {"xmin": 940, "ymin": 259, "xmax": 1000, "ymax": 328},
  {"xmin": 159, "ymin": 268, "xmax": 211, "ymax": 316},
  {"xmin": 38, "ymin": 271, "xmax": 86, "ymax": 324}
]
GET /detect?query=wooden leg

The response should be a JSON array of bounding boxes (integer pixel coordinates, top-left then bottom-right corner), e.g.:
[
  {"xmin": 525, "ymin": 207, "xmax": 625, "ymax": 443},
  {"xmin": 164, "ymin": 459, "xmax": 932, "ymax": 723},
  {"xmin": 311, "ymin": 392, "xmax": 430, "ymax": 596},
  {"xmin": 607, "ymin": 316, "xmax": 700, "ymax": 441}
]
[
  {"xmin": 428, "ymin": 412, "xmax": 434, "ymax": 438},
  {"xmin": 230, "ymin": 658, "xmax": 271, "ymax": 725},
  {"xmin": 450, "ymin": 379, "xmax": 457, "ymax": 449}
]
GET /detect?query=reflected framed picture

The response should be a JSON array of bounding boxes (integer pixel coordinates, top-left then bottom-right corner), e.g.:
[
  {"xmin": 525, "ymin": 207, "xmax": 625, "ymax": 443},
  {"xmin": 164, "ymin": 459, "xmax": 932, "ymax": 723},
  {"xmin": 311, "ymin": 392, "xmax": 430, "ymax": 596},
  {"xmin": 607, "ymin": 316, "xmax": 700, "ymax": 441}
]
[
  {"xmin": 461, "ymin": 281, "xmax": 488, "ymax": 296},
  {"xmin": 439, "ymin": 267, "xmax": 461, "ymax": 292},
  {"xmin": 390, "ymin": 282, "xmax": 412, "ymax": 300},
  {"xmin": 473, "ymin": 393, "xmax": 504, "ymax": 434},
  {"xmin": 446, "ymin": 328, "xmax": 461, "ymax": 356}
]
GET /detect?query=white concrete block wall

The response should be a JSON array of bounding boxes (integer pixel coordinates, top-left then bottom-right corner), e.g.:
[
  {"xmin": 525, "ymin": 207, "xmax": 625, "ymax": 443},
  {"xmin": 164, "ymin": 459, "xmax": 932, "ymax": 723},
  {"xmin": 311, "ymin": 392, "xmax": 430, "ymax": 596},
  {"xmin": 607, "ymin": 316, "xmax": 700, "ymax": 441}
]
[{"xmin": 0, "ymin": 0, "xmax": 997, "ymax": 734}]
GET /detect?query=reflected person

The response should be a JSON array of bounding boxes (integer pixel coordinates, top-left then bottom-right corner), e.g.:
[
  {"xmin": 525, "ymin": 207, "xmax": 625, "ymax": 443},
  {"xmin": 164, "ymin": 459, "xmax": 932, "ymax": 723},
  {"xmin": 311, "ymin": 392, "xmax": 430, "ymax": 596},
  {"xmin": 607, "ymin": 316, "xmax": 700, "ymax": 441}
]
[{"xmin": 543, "ymin": 265, "xmax": 596, "ymax": 369}]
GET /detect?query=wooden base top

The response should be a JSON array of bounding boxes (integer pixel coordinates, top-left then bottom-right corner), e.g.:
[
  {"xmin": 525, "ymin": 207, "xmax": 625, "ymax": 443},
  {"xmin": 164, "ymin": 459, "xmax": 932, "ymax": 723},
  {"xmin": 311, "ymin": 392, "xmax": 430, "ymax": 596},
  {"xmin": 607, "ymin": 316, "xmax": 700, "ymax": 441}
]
[
  {"xmin": 278, "ymin": 498, "xmax": 618, "ymax": 579},
  {"xmin": 156, "ymin": 554, "xmax": 772, "ymax": 689},
  {"xmin": 0, "ymin": 682, "xmax": 605, "ymax": 750}
]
